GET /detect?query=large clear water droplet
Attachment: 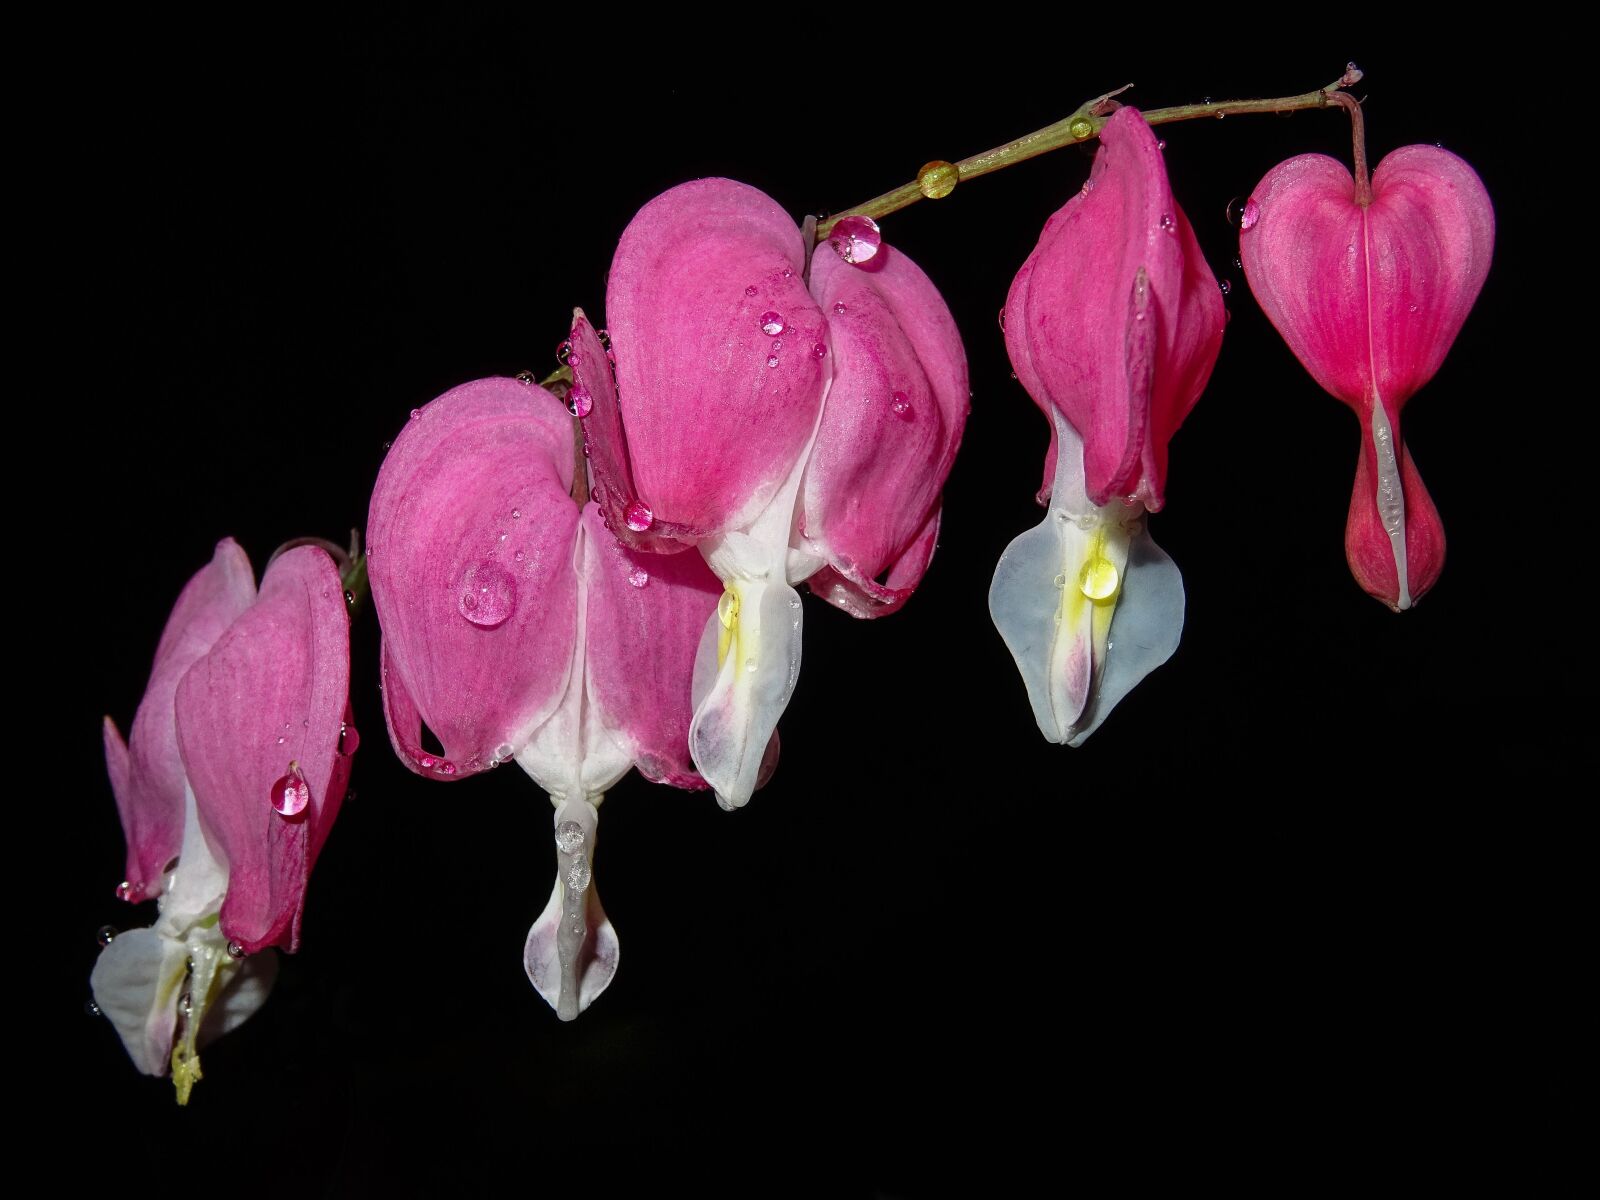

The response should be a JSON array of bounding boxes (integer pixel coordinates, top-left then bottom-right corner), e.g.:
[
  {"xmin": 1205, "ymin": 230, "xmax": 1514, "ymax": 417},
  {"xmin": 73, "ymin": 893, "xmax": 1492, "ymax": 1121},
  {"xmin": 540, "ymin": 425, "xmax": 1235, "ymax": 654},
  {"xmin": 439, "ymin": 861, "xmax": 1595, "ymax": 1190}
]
[
  {"xmin": 555, "ymin": 820, "xmax": 586, "ymax": 855},
  {"xmin": 96, "ymin": 925, "xmax": 117, "ymax": 947},
  {"xmin": 227, "ymin": 940, "xmax": 246, "ymax": 960},
  {"xmin": 624, "ymin": 500, "xmax": 654, "ymax": 532},
  {"xmin": 458, "ymin": 561, "xmax": 517, "ymax": 628},
  {"xmin": 828, "ymin": 215, "xmax": 882, "ymax": 266},
  {"xmin": 759, "ymin": 311, "xmax": 785, "ymax": 336},
  {"xmin": 566, "ymin": 856, "xmax": 592, "ymax": 893},
  {"xmin": 338, "ymin": 722, "xmax": 360, "ymax": 756},
  {"xmin": 568, "ymin": 385, "xmax": 593, "ymax": 418},
  {"xmin": 717, "ymin": 588, "xmax": 740, "ymax": 628},
  {"xmin": 1238, "ymin": 198, "xmax": 1261, "ymax": 232},
  {"xmin": 270, "ymin": 762, "xmax": 311, "ymax": 818},
  {"xmin": 627, "ymin": 565, "xmax": 650, "ymax": 588},
  {"xmin": 1079, "ymin": 557, "xmax": 1120, "ymax": 601}
]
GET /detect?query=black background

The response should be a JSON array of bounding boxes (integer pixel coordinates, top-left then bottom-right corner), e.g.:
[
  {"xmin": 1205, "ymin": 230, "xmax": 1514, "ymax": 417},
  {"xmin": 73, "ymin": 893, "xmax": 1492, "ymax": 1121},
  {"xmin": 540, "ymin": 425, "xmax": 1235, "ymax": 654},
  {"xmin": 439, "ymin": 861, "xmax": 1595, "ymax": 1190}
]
[{"xmin": 48, "ymin": 20, "xmax": 1543, "ymax": 1193}]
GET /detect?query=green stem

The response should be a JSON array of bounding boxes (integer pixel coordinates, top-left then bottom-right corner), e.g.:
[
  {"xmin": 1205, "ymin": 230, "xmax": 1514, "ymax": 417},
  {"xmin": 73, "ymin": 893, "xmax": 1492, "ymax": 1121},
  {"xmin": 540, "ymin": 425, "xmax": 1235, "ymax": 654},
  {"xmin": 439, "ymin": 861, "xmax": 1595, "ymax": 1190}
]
[{"xmin": 815, "ymin": 64, "xmax": 1364, "ymax": 239}]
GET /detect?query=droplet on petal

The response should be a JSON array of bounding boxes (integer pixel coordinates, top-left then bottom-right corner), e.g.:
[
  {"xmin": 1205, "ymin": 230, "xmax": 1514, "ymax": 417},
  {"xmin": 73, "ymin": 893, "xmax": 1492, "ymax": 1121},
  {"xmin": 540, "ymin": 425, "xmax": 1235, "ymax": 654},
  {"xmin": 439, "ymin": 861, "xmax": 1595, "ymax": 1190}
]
[
  {"xmin": 812, "ymin": 343, "xmax": 827, "ymax": 359},
  {"xmin": 555, "ymin": 340, "xmax": 572, "ymax": 366},
  {"xmin": 227, "ymin": 940, "xmax": 246, "ymax": 960},
  {"xmin": 515, "ymin": 370, "xmax": 536, "ymax": 386},
  {"xmin": 566, "ymin": 856, "xmax": 592, "ymax": 893},
  {"xmin": 270, "ymin": 762, "xmax": 311, "ymax": 818},
  {"xmin": 624, "ymin": 500, "xmax": 654, "ymax": 532},
  {"xmin": 409, "ymin": 408, "xmax": 421, "ymax": 421},
  {"xmin": 338, "ymin": 722, "xmax": 360, "ymax": 755},
  {"xmin": 555, "ymin": 820, "xmax": 585, "ymax": 855},
  {"xmin": 832, "ymin": 301, "xmax": 847, "ymax": 315},
  {"xmin": 1159, "ymin": 212, "xmax": 1176, "ymax": 233},
  {"xmin": 85, "ymin": 999, "xmax": 103, "ymax": 1018},
  {"xmin": 717, "ymin": 588, "xmax": 740, "ymax": 628},
  {"xmin": 569, "ymin": 385, "xmax": 593, "ymax": 418},
  {"xmin": 1078, "ymin": 557, "xmax": 1120, "ymax": 601},
  {"xmin": 1219, "ymin": 279, "xmax": 1232, "ymax": 296},
  {"xmin": 627, "ymin": 566, "xmax": 650, "ymax": 588},
  {"xmin": 115, "ymin": 881, "xmax": 134, "ymax": 902},
  {"xmin": 457, "ymin": 561, "xmax": 518, "ymax": 628},
  {"xmin": 96, "ymin": 925, "xmax": 117, "ymax": 947},
  {"xmin": 828, "ymin": 215, "xmax": 882, "ymax": 266},
  {"xmin": 438, "ymin": 760, "xmax": 457, "ymax": 775},
  {"xmin": 760, "ymin": 311, "xmax": 786, "ymax": 336},
  {"xmin": 745, "ymin": 284, "xmax": 759, "ymax": 297},
  {"xmin": 891, "ymin": 391, "xmax": 913, "ymax": 417},
  {"xmin": 1239, "ymin": 198, "xmax": 1261, "ymax": 231}
]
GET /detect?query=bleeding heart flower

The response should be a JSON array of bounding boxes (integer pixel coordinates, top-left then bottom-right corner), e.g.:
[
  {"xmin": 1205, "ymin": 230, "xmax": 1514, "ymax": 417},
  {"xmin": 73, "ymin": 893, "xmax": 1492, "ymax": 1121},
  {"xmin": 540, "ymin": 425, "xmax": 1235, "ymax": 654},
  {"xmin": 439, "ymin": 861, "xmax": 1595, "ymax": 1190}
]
[
  {"xmin": 93, "ymin": 539, "xmax": 354, "ymax": 1102},
  {"xmin": 1240, "ymin": 140, "xmax": 1493, "ymax": 609},
  {"xmin": 575, "ymin": 178, "xmax": 967, "ymax": 806},
  {"xmin": 367, "ymin": 377, "xmax": 728, "ymax": 1019},
  {"xmin": 991, "ymin": 106, "xmax": 1225, "ymax": 744}
]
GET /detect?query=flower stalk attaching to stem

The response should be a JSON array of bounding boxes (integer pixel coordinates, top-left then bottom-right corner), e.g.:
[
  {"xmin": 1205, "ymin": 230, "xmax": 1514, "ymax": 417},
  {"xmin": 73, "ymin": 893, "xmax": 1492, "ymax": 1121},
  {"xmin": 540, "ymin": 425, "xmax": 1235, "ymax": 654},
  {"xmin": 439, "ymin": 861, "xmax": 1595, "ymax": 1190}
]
[
  {"xmin": 815, "ymin": 65, "xmax": 1365, "ymax": 239},
  {"xmin": 1325, "ymin": 91, "xmax": 1372, "ymax": 206}
]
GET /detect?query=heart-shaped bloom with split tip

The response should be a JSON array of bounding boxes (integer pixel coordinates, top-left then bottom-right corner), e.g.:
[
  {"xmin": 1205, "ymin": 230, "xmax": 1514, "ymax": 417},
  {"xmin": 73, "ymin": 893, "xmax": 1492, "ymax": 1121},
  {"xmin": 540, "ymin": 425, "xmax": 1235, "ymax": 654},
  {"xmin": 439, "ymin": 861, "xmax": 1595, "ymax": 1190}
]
[
  {"xmin": 93, "ymin": 539, "xmax": 354, "ymax": 1102},
  {"xmin": 1240, "ymin": 143, "xmax": 1493, "ymax": 610},
  {"xmin": 991, "ymin": 106, "xmax": 1224, "ymax": 745},
  {"xmin": 574, "ymin": 178, "xmax": 966, "ymax": 808},
  {"xmin": 368, "ymin": 377, "xmax": 735, "ymax": 1020}
]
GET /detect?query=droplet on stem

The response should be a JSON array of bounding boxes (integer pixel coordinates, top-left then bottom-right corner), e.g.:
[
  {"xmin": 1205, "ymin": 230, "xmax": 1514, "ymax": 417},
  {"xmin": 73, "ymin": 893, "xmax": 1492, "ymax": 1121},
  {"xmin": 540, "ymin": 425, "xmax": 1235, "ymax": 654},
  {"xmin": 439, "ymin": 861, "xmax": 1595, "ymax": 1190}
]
[{"xmin": 917, "ymin": 160, "xmax": 958, "ymax": 200}]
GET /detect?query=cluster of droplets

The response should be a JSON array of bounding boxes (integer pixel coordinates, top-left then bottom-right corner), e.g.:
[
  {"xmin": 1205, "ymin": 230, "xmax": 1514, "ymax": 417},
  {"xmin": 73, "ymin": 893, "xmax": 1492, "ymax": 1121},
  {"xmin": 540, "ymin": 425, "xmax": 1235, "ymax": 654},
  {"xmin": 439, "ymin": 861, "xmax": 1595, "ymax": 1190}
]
[{"xmin": 555, "ymin": 819, "xmax": 589, "ymax": 937}]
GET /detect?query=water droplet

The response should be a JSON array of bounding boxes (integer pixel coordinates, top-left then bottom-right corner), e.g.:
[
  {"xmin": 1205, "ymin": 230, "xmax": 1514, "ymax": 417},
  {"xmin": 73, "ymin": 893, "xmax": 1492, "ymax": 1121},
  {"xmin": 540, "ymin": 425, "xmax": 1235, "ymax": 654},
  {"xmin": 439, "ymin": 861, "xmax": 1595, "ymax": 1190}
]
[
  {"xmin": 998, "ymin": 308, "xmax": 1007, "ymax": 333},
  {"xmin": 1159, "ymin": 212, "xmax": 1176, "ymax": 234},
  {"xmin": 759, "ymin": 311, "xmax": 785, "ymax": 336},
  {"xmin": 627, "ymin": 566, "xmax": 650, "ymax": 588},
  {"xmin": 832, "ymin": 301, "xmax": 846, "ymax": 315},
  {"xmin": 566, "ymin": 856, "xmax": 592, "ymax": 893},
  {"xmin": 1219, "ymin": 279, "xmax": 1232, "ymax": 296},
  {"xmin": 1408, "ymin": 303, "xmax": 1419, "ymax": 313},
  {"xmin": 828, "ymin": 215, "xmax": 882, "ymax": 266},
  {"xmin": 596, "ymin": 329, "xmax": 612, "ymax": 351},
  {"xmin": 513, "ymin": 549, "xmax": 524, "ymax": 561},
  {"xmin": 493, "ymin": 742, "xmax": 515, "ymax": 763},
  {"xmin": 782, "ymin": 267, "xmax": 793, "ymax": 278},
  {"xmin": 277, "ymin": 735, "xmax": 285, "ymax": 745},
  {"xmin": 812, "ymin": 343, "xmax": 826, "ymax": 359},
  {"xmin": 85, "ymin": 999, "xmax": 103, "ymax": 1018},
  {"xmin": 624, "ymin": 500, "xmax": 654, "ymax": 532},
  {"xmin": 1079, "ymin": 557, "xmax": 1120, "ymax": 601},
  {"xmin": 227, "ymin": 940, "xmax": 246, "ymax": 960},
  {"xmin": 745, "ymin": 284, "xmax": 759, "ymax": 297},
  {"xmin": 338, "ymin": 722, "xmax": 360, "ymax": 756},
  {"xmin": 1053, "ymin": 572, "xmax": 1067, "ymax": 590},
  {"xmin": 568, "ymin": 385, "xmax": 593, "ymax": 418},
  {"xmin": 770, "ymin": 339, "xmax": 782, "ymax": 353},
  {"xmin": 115, "ymin": 881, "xmax": 134, "ymax": 902},
  {"xmin": 344, "ymin": 589, "xmax": 356, "ymax": 608},
  {"xmin": 96, "ymin": 925, "xmax": 117, "ymax": 947},
  {"xmin": 717, "ymin": 588, "xmax": 740, "ymax": 628},
  {"xmin": 555, "ymin": 820, "xmax": 585, "ymax": 855},
  {"xmin": 1157, "ymin": 139, "xmax": 1166, "ymax": 150},
  {"xmin": 409, "ymin": 408, "xmax": 421, "ymax": 421},
  {"xmin": 555, "ymin": 340, "xmax": 572, "ymax": 366},
  {"xmin": 745, "ymin": 659, "xmax": 758, "ymax": 673},
  {"xmin": 516, "ymin": 370, "xmax": 536, "ymax": 386},
  {"xmin": 1069, "ymin": 116, "xmax": 1094, "ymax": 140},
  {"xmin": 179, "ymin": 993, "xmax": 194, "ymax": 1018},
  {"xmin": 270, "ymin": 762, "xmax": 311, "ymax": 817},
  {"xmin": 1239, "ymin": 198, "xmax": 1260, "ymax": 232},
  {"xmin": 917, "ymin": 159, "xmax": 959, "ymax": 200},
  {"xmin": 1232, "ymin": 256, "xmax": 1243, "ymax": 271},
  {"xmin": 439, "ymin": 760, "xmax": 457, "ymax": 775},
  {"xmin": 420, "ymin": 754, "xmax": 436, "ymax": 769},
  {"xmin": 890, "ymin": 392, "xmax": 913, "ymax": 417},
  {"xmin": 457, "ymin": 561, "xmax": 517, "ymax": 628},
  {"xmin": 766, "ymin": 354, "xmax": 780, "ymax": 368},
  {"xmin": 511, "ymin": 508, "xmax": 521, "ymax": 519}
]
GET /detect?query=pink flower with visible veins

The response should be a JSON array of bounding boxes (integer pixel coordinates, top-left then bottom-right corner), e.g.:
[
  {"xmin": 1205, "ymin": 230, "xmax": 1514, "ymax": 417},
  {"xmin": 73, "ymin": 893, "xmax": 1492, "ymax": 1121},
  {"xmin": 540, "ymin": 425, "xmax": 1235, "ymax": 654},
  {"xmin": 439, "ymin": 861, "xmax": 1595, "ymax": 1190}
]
[
  {"xmin": 367, "ymin": 378, "xmax": 729, "ymax": 1019},
  {"xmin": 93, "ymin": 539, "xmax": 354, "ymax": 1102},
  {"xmin": 575, "ymin": 178, "xmax": 967, "ymax": 808},
  {"xmin": 991, "ymin": 107, "xmax": 1225, "ymax": 745},
  {"xmin": 1240, "ymin": 127, "xmax": 1494, "ymax": 610}
]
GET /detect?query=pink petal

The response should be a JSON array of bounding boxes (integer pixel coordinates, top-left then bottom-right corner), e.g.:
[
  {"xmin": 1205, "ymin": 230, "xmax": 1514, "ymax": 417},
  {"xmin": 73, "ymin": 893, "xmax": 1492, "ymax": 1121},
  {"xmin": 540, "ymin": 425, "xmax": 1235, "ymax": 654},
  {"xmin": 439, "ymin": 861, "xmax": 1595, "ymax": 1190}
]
[
  {"xmin": 367, "ymin": 378, "xmax": 582, "ymax": 776},
  {"xmin": 175, "ymin": 547, "xmax": 351, "ymax": 954},
  {"xmin": 1004, "ymin": 107, "xmax": 1223, "ymax": 509},
  {"xmin": 581, "ymin": 505, "xmax": 719, "ymax": 789},
  {"xmin": 800, "ymin": 244, "xmax": 968, "ymax": 616},
  {"xmin": 569, "ymin": 310, "xmax": 699, "ymax": 553},
  {"xmin": 1240, "ymin": 146, "xmax": 1492, "ymax": 607},
  {"xmin": 598, "ymin": 178, "xmax": 828, "ymax": 537},
  {"xmin": 108, "ymin": 538, "xmax": 256, "ymax": 902}
]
